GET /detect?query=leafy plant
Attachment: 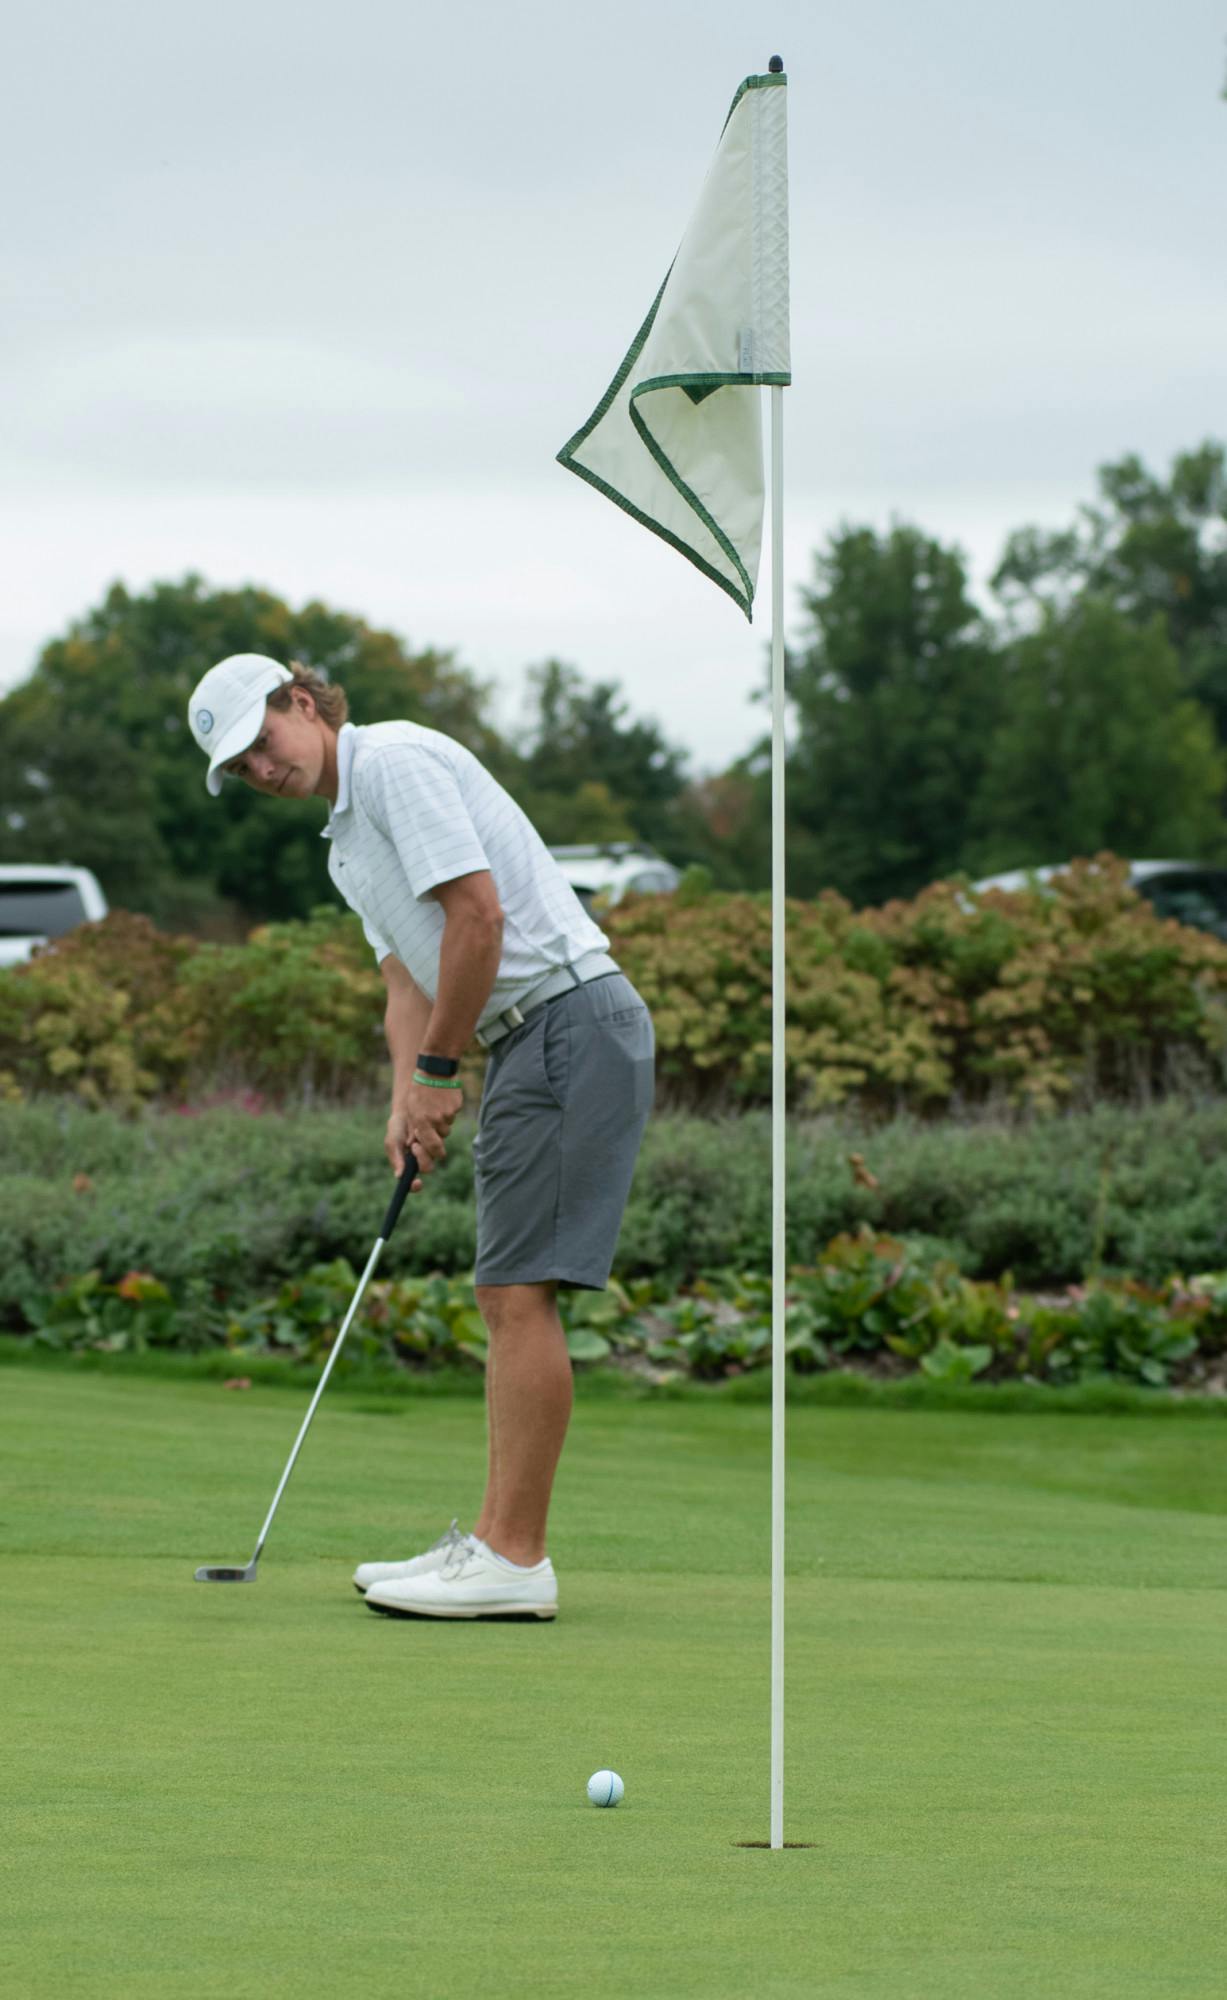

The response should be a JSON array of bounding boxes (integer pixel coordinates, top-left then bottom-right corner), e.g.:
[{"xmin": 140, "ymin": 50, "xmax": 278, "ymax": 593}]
[
  {"xmin": 920, "ymin": 1338, "xmax": 994, "ymax": 1382},
  {"xmin": 23, "ymin": 1267, "xmax": 178, "ymax": 1353}
]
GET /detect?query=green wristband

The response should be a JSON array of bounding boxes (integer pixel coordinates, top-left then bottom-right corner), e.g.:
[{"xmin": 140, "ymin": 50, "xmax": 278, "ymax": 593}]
[{"xmin": 412, "ymin": 1070, "xmax": 464, "ymax": 1090}]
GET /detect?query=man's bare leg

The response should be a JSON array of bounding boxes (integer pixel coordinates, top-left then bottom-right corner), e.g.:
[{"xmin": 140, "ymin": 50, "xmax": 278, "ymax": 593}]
[
  {"xmin": 472, "ymin": 1280, "xmax": 572, "ymax": 1567},
  {"xmin": 474, "ymin": 1339, "xmax": 499, "ymax": 1542}
]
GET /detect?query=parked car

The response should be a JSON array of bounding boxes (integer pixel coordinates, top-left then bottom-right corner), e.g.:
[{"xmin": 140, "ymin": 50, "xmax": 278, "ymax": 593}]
[
  {"xmin": 548, "ymin": 843, "xmax": 681, "ymax": 916},
  {"xmin": 0, "ymin": 865, "xmax": 109, "ymax": 969},
  {"xmin": 971, "ymin": 860, "xmax": 1227, "ymax": 943}
]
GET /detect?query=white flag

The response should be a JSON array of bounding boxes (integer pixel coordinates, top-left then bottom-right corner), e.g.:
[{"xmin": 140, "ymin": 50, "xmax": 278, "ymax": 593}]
[{"xmin": 557, "ymin": 72, "xmax": 790, "ymax": 620}]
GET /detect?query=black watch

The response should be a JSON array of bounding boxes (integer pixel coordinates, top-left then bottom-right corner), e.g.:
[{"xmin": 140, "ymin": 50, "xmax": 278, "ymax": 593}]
[{"xmin": 416, "ymin": 1052, "xmax": 460, "ymax": 1078}]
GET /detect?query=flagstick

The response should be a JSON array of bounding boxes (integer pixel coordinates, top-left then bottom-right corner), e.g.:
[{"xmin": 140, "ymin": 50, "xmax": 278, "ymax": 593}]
[{"xmin": 769, "ymin": 381, "xmax": 786, "ymax": 1851}]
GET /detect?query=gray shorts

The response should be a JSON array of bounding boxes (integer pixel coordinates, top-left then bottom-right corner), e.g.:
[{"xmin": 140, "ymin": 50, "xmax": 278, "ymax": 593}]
[{"xmin": 472, "ymin": 971, "xmax": 655, "ymax": 1290}]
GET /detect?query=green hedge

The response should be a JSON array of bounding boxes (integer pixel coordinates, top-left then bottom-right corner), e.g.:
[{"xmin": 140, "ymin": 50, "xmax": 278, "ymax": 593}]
[
  {"xmin": 5, "ymin": 1094, "xmax": 1227, "ymax": 1321},
  {"xmin": 8, "ymin": 1093, "xmax": 1227, "ymax": 1391}
]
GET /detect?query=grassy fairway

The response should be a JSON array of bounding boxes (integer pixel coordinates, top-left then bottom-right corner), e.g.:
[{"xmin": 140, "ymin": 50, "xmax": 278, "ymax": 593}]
[{"xmin": 2, "ymin": 1367, "xmax": 1226, "ymax": 1999}]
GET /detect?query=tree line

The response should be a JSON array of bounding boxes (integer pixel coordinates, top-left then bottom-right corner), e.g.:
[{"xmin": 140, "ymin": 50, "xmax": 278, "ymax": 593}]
[{"xmin": 0, "ymin": 439, "xmax": 1223, "ymax": 933}]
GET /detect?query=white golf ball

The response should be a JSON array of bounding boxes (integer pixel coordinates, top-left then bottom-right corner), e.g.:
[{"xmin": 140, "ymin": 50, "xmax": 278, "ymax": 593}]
[{"xmin": 586, "ymin": 1769, "xmax": 624, "ymax": 1807}]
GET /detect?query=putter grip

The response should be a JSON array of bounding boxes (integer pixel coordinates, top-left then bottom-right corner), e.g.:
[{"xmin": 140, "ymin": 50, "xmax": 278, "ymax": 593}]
[{"xmin": 379, "ymin": 1152, "xmax": 420, "ymax": 1242}]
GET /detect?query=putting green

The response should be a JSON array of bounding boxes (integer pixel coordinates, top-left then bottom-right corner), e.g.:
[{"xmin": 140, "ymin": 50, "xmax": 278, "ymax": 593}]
[{"xmin": 2, "ymin": 1367, "xmax": 1226, "ymax": 1999}]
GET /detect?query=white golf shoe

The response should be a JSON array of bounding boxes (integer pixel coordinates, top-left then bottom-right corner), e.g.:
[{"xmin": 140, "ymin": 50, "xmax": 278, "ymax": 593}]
[
  {"xmin": 364, "ymin": 1537, "xmax": 558, "ymax": 1620},
  {"xmin": 352, "ymin": 1519, "xmax": 472, "ymax": 1596}
]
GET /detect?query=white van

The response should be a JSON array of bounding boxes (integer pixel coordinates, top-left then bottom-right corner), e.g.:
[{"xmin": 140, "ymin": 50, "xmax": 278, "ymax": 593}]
[
  {"xmin": 0, "ymin": 865, "xmax": 109, "ymax": 969},
  {"xmin": 548, "ymin": 843, "xmax": 681, "ymax": 916}
]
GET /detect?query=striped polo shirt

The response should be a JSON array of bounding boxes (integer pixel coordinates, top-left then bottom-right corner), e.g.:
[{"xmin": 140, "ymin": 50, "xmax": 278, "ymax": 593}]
[{"xmin": 321, "ymin": 720, "xmax": 611, "ymax": 1028}]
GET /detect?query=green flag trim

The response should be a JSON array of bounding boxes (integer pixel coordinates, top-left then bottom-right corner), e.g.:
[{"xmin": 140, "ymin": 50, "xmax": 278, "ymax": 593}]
[{"xmin": 556, "ymin": 71, "xmax": 791, "ymax": 621}]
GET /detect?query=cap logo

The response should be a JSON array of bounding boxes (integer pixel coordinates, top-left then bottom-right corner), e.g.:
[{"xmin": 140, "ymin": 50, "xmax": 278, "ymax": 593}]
[{"xmin": 197, "ymin": 708, "xmax": 214, "ymax": 735}]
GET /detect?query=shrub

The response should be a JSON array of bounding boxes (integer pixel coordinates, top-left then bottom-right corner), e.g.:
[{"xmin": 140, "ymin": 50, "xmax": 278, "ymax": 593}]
[
  {"xmin": 172, "ymin": 907, "xmax": 386, "ymax": 1097},
  {"xmin": 605, "ymin": 855, "xmax": 1227, "ymax": 1114},
  {"xmin": 0, "ymin": 910, "xmax": 190, "ymax": 1109},
  {"xmin": 4, "ymin": 855, "xmax": 1227, "ymax": 1118}
]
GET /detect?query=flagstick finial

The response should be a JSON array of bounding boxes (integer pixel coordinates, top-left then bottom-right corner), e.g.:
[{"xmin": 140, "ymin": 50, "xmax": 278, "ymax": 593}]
[{"xmin": 768, "ymin": 55, "xmax": 783, "ymax": 73}]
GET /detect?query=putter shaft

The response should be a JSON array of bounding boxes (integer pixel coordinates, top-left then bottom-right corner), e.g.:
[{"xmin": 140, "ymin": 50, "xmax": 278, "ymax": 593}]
[{"xmin": 195, "ymin": 1157, "xmax": 419, "ymax": 1581}]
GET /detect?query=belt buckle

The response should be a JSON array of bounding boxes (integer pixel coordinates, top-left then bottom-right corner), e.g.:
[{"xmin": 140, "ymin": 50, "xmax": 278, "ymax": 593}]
[{"xmin": 501, "ymin": 1003, "xmax": 525, "ymax": 1031}]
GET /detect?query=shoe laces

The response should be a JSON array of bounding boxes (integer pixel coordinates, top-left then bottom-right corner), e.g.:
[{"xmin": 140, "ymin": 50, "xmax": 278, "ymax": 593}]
[
  {"xmin": 441, "ymin": 1535, "xmax": 480, "ymax": 1581},
  {"xmin": 429, "ymin": 1518, "xmax": 465, "ymax": 1557}
]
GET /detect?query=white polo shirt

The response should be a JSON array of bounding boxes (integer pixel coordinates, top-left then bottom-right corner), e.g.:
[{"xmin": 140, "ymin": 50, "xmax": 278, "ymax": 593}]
[{"xmin": 321, "ymin": 720, "xmax": 611, "ymax": 1029}]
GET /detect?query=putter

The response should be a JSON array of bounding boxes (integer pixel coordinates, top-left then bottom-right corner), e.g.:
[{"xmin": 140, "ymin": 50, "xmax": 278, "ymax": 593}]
[{"xmin": 195, "ymin": 1154, "xmax": 420, "ymax": 1582}]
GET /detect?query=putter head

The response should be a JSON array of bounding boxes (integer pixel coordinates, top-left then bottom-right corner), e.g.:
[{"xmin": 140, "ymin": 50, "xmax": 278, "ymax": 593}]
[{"xmin": 195, "ymin": 1562, "xmax": 258, "ymax": 1582}]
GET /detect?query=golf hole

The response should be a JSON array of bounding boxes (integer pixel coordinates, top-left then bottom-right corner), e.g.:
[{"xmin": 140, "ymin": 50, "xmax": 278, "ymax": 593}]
[{"xmin": 734, "ymin": 1841, "xmax": 815, "ymax": 1850}]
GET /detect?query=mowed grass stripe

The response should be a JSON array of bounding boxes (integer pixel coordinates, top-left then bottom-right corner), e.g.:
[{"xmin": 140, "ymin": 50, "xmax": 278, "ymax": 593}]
[
  {"xmin": 1, "ymin": 1370, "xmax": 1225, "ymax": 1999},
  {"xmin": 4, "ymin": 1372, "xmax": 1226, "ymax": 1588}
]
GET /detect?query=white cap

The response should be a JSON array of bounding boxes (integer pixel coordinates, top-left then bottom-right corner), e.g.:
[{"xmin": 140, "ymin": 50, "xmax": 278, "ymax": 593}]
[{"xmin": 187, "ymin": 653, "xmax": 294, "ymax": 795}]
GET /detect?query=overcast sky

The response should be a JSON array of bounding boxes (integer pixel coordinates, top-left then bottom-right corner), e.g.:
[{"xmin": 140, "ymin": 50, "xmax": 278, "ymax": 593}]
[{"xmin": 2, "ymin": 1, "xmax": 1223, "ymax": 776}]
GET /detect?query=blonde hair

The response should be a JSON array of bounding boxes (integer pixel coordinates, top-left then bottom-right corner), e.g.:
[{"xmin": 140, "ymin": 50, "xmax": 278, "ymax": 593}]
[{"xmin": 267, "ymin": 661, "xmax": 349, "ymax": 729}]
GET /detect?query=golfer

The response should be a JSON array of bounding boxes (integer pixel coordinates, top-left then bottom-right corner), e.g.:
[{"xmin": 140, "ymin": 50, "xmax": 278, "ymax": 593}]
[{"xmin": 187, "ymin": 651, "xmax": 655, "ymax": 1621}]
